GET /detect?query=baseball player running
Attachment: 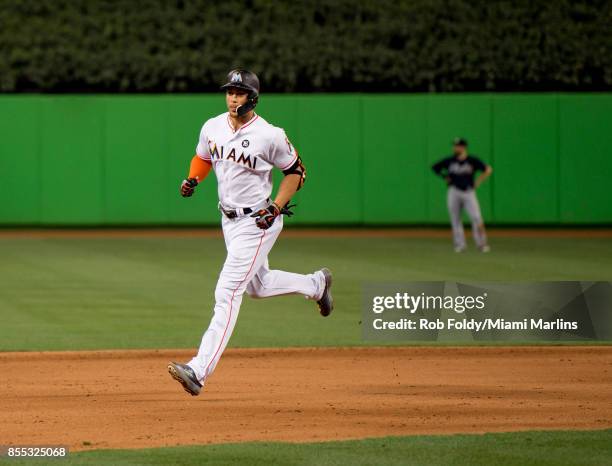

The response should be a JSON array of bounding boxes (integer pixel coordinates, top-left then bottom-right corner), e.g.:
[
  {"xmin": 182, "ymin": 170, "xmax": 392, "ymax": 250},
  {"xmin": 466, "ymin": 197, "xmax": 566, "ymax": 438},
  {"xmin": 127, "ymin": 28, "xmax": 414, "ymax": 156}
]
[
  {"xmin": 432, "ymin": 137, "xmax": 492, "ymax": 253},
  {"xmin": 168, "ymin": 69, "xmax": 333, "ymax": 396}
]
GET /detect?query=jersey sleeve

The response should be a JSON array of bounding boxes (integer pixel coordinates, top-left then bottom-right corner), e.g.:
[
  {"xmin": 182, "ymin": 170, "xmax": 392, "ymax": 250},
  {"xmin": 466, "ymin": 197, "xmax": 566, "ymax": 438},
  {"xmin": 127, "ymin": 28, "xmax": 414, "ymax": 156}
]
[
  {"xmin": 268, "ymin": 128, "xmax": 299, "ymax": 170},
  {"xmin": 432, "ymin": 157, "xmax": 450, "ymax": 175},
  {"xmin": 195, "ymin": 124, "xmax": 211, "ymax": 161},
  {"xmin": 471, "ymin": 156, "xmax": 487, "ymax": 172}
]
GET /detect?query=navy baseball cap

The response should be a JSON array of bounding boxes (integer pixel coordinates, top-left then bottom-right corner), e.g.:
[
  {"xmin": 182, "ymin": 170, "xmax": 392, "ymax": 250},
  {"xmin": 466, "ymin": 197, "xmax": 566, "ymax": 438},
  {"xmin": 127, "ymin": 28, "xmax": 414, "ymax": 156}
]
[{"xmin": 452, "ymin": 137, "xmax": 468, "ymax": 146}]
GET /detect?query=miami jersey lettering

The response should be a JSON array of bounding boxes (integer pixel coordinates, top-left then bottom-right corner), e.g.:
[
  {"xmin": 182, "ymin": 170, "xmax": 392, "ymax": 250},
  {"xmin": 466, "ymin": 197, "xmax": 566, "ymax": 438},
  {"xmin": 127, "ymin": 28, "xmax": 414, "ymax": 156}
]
[{"xmin": 196, "ymin": 113, "xmax": 297, "ymax": 208}]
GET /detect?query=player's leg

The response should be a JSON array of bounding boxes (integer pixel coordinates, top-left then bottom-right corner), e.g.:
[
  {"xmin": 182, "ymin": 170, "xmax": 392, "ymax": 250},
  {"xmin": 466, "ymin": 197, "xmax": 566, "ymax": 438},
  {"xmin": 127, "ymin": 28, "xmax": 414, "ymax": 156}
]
[
  {"xmin": 186, "ymin": 216, "xmax": 283, "ymax": 383},
  {"xmin": 465, "ymin": 190, "xmax": 489, "ymax": 251},
  {"xmin": 246, "ymin": 259, "xmax": 324, "ymax": 300},
  {"xmin": 447, "ymin": 187, "xmax": 466, "ymax": 251}
]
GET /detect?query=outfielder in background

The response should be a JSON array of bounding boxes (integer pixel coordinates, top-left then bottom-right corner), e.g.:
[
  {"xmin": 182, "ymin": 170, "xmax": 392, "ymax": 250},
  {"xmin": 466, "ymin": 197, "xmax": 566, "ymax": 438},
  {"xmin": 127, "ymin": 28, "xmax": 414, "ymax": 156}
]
[
  {"xmin": 432, "ymin": 138, "xmax": 493, "ymax": 253},
  {"xmin": 168, "ymin": 69, "xmax": 334, "ymax": 396}
]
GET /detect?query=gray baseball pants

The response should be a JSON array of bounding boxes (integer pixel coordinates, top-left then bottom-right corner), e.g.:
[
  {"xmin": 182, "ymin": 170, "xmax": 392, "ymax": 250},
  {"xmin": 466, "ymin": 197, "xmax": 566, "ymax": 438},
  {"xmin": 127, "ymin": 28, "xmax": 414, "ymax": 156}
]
[{"xmin": 447, "ymin": 186, "xmax": 487, "ymax": 249}]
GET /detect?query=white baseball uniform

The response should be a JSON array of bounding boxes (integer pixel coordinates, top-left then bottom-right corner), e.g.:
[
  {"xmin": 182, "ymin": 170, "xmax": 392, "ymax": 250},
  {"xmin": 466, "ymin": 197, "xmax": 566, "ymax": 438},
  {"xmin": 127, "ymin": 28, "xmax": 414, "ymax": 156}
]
[{"xmin": 186, "ymin": 112, "xmax": 326, "ymax": 383}]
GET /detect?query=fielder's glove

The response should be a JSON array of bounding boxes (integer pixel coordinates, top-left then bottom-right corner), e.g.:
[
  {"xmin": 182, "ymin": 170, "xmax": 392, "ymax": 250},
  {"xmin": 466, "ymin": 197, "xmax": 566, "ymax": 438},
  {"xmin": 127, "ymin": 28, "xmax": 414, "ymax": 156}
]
[{"xmin": 180, "ymin": 178, "xmax": 198, "ymax": 197}]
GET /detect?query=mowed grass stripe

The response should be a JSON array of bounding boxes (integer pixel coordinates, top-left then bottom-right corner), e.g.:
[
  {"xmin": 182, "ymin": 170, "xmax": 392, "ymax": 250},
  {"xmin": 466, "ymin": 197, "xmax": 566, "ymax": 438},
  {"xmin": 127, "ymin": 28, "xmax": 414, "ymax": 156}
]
[{"xmin": 0, "ymin": 236, "xmax": 610, "ymax": 351}]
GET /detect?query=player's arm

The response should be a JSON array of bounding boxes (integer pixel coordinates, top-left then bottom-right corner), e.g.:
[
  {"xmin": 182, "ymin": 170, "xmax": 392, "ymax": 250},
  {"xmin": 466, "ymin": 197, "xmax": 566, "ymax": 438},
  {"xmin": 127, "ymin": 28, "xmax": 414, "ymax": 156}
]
[
  {"xmin": 432, "ymin": 158, "xmax": 451, "ymax": 184},
  {"xmin": 181, "ymin": 124, "xmax": 213, "ymax": 197},
  {"xmin": 251, "ymin": 132, "xmax": 306, "ymax": 229},
  {"xmin": 180, "ymin": 155, "xmax": 212, "ymax": 197},
  {"xmin": 474, "ymin": 162, "xmax": 493, "ymax": 189},
  {"xmin": 274, "ymin": 175, "xmax": 301, "ymax": 210},
  {"xmin": 274, "ymin": 157, "xmax": 306, "ymax": 208},
  {"xmin": 251, "ymin": 157, "xmax": 306, "ymax": 230}
]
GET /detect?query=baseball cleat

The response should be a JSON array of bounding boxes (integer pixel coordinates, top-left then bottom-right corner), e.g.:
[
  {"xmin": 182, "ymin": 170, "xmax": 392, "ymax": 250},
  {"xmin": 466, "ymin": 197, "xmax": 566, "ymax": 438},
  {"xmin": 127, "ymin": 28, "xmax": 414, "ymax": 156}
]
[
  {"xmin": 479, "ymin": 245, "xmax": 491, "ymax": 253},
  {"xmin": 316, "ymin": 268, "xmax": 334, "ymax": 317},
  {"xmin": 167, "ymin": 362, "xmax": 202, "ymax": 396}
]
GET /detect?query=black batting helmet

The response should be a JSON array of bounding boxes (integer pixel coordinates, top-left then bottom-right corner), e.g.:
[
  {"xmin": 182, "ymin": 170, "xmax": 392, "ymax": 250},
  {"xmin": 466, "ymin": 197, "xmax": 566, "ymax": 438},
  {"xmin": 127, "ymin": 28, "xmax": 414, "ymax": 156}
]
[{"xmin": 221, "ymin": 69, "xmax": 260, "ymax": 116}]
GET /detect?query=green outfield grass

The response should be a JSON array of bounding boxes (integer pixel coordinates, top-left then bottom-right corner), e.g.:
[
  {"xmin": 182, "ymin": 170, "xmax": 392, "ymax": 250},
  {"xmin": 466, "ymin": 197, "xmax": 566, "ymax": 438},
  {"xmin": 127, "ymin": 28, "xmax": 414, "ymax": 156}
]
[
  {"xmin": 0, "ymin": 234, "xmax": 610, "ymax": 351},
  {"xmin": 3, "ymin": 430, "xmax": 610, "ymax": 466}
]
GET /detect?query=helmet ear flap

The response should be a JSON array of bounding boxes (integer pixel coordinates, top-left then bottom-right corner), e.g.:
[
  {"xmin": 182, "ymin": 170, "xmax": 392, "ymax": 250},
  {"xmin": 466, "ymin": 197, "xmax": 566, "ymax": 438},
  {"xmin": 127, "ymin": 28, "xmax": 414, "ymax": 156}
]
[{"xmin": 236, "ymin": 92, "xmax": 259, "ymax": 117}]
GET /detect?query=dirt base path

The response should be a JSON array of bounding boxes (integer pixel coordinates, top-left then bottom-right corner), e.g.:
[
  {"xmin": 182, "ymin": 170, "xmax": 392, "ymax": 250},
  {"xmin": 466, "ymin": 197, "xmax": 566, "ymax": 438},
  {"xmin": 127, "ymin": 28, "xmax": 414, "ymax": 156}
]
[{"xmin": 1, "ymin": 347, "xmax": 610, "ymax": 451}]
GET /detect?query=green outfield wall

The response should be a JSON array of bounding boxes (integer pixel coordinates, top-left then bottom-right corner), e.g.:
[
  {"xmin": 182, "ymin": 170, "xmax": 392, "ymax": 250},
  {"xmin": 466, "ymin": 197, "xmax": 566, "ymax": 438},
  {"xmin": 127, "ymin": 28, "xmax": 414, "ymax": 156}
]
[{"xmin": 1, "ymin": 94, "xmax": 610, "ymax": 225}]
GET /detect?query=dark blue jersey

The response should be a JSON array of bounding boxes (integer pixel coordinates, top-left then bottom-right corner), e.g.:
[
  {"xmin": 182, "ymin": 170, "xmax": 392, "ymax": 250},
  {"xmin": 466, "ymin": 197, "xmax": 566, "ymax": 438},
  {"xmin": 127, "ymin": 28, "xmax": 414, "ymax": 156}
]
[{"xmin": 432, "ymin": 155, "xmax": 487, "ymax": 190}]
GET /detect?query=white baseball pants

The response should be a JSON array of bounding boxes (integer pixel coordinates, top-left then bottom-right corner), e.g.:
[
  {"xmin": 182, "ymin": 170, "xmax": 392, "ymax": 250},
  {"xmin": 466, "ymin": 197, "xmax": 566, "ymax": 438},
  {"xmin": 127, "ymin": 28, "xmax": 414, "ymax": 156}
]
[{"xmin": 187, "ymin": 214, "xmax": 324, "ymax": 383}]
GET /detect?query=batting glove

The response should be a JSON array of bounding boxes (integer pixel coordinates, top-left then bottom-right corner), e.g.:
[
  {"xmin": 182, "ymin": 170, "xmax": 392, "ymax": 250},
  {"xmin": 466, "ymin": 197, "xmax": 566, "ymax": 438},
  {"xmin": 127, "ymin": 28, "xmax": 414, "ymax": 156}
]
[
  {"xmin": 180, "ymin": 178, "xmax": 198, "ymax": 197},
  {"xmin": 251, "ymin": 203, "xmax": 281, "ymax": 230}
]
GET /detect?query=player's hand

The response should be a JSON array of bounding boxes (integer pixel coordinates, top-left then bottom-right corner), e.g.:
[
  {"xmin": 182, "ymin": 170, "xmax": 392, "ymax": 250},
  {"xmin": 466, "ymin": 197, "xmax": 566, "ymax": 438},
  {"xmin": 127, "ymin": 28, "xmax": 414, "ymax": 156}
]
[
  {"xmin": 180, "ymin": 178, "xmax": 198, "ymax": 197},
  {"xmin": 251, "ymin": 203, "xmax": 281, "ymax": 229}
]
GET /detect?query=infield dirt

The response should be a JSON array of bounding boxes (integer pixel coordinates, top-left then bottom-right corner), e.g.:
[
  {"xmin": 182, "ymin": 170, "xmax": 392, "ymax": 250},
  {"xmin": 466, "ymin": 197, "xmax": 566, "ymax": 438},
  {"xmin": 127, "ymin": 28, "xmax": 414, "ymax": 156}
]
[{"xmin": 1, "ymin": 346, "xmax": 610, "ymax": 451}]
